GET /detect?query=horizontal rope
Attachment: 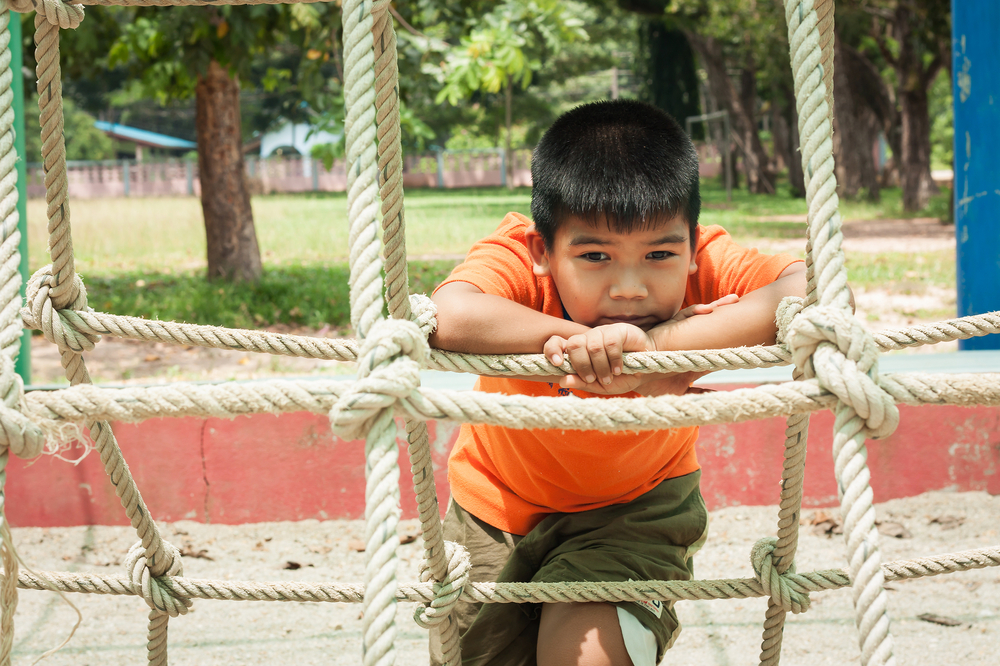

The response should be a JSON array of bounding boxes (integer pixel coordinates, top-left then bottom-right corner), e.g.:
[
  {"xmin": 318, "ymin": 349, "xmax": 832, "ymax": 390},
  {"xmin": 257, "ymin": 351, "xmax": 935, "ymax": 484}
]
[
  {"xmin": 12, "ymin": 545, "xmax": 999, "ymax": 605},
  {"xmin": 24, "ymin": 308, "xmax": 1000, "ymax": 378},
  {"xmin": 22, "ymin": 372, "xmax": 1000, "ymax": 435}
]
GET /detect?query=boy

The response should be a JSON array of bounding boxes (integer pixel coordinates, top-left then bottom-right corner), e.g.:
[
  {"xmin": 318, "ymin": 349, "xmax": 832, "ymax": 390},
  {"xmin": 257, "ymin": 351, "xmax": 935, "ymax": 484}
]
[{"xmin": 429, "ymin": 99, "xmax": 805, "ymax": 666}]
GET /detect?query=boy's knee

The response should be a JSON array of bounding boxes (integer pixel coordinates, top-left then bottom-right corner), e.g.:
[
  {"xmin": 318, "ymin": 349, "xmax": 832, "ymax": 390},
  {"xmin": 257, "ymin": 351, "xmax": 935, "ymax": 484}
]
[{"xmin": 537, "ymin": 602, "xmax": 633, "ymax": 666}]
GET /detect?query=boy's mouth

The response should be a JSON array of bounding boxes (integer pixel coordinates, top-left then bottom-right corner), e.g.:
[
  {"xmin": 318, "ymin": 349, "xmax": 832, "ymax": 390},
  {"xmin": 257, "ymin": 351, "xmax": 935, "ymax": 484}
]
[{"xmin": 602, "ymin": 315, "xmax": 654, "ymax": 326}]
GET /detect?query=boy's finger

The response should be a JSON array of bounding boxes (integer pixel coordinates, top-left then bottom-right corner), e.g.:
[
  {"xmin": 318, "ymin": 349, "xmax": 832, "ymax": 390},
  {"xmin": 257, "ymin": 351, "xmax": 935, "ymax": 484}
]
[
  {"xmin": 543, "ymin": 336, "xmax": 567, "ymax": 366},
  {"xmin": 711, "ymin": 294, "xmax": 740, "ymax": 307},
  {"xmin": 566, "ymin": 336, "xmax": 600, "ymax": 384},
  {"xmin": 603, "ymin": 332, "xmax": 624, "ymax": 380},
  {"xmin": 584, "ymin": 333, "xmax": 615, "ymax": 385}
]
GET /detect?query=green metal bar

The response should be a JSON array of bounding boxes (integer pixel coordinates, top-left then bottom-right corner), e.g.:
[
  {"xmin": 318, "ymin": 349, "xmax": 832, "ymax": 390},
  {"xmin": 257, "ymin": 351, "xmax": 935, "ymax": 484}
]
[{"xmin": 10, "ymin": 14, "xmax": 30, "ymax": 384}]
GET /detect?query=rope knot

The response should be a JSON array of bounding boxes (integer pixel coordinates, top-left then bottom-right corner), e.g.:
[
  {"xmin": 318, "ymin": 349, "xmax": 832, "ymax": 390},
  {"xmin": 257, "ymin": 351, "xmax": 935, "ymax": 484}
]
[
  {"xmin": 409, "ymin": 293, "xmax": 438, "ymax": 338},
  {"xmin": 0, "ymin": 353, "xmax": 45, "ymax": 458},
  {"xmin": 330, "ymin": 318, "xmax": 427, "ymax": 440},
  {"xmin": 786, "ymin": 306, "xmax": 899, "ymax": 439},
  {"xmin": 775, "ymin": 296, "xmax": 805, "ymax": 346},
  {"xmin": 22, "ymin": 266, "xmax": 100, "ymax": 354},
  {"xmin": 124, "ymin": 540, "xmax": 192, "ymax": 617},
  {"xmin": 751, "ymin": 537, "xmax": 810, "ymax": 614},
  {"xmin": 4, "ymin": 0, "xmax": 85, "ymax": 29},
  {"xmin": 414, "ymin": 541, "xmax": 471, "ymax": 629}
]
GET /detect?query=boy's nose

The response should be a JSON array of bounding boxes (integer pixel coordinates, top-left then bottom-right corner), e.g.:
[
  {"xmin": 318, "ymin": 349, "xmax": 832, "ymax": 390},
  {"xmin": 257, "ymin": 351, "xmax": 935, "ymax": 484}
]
[{"xmin": 609, "ymin": 278, "xmax": 648, "ymax": 300}]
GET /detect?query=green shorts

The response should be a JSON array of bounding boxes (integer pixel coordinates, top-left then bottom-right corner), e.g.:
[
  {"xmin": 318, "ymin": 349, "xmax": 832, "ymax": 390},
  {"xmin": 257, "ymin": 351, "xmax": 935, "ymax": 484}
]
[{"xmin": 429, "ymin": 471, "xmax": 709, "ymax": 666}]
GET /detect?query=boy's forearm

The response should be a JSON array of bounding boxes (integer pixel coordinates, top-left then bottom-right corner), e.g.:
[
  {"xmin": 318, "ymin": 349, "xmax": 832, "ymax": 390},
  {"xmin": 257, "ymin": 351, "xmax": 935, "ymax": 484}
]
[
  {"xmin": 650, "ymin": 268, "xmax": 807, "ymax": 352},
  {"xmin": 430, "ymin": 282, "xmax": 588, "ymax": 354}
]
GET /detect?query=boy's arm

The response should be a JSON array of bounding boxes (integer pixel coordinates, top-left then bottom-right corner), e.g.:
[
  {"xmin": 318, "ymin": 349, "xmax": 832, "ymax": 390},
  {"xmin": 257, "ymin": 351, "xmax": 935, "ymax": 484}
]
[
  {"xmin": 648, "ymin": 262, "xmax": 806, "ymax": 352},
  {"xmin": 429, "ymin": 281, "xmax": 589, "ymax": 355}
]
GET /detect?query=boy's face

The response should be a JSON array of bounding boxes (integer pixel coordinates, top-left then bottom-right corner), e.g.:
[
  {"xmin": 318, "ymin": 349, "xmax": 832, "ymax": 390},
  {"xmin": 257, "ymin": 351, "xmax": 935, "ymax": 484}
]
[{"xmin": 526, "ymin": 214, "xmax": 698, "ymax": 330}]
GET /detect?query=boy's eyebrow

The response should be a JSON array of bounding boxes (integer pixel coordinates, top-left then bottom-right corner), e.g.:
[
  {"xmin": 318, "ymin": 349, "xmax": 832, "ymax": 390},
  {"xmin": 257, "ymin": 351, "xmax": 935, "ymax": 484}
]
[
  {"xmin": 567, "ymin": 233, "xmax": 689, "ymax": 247},
  {"xmin": 649, "ymin": 233, "xmax": 689, "ymax": 245},
  {"xmin": 567, "ymin": 235, "xmax": 611, "ymax": 246}
]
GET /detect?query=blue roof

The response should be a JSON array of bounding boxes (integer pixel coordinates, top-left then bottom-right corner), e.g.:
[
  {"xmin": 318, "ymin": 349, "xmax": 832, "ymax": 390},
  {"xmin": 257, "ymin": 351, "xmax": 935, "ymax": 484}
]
[{"xmin": 94, "ymin": 121, "xmax": 197, "ymax": 150}]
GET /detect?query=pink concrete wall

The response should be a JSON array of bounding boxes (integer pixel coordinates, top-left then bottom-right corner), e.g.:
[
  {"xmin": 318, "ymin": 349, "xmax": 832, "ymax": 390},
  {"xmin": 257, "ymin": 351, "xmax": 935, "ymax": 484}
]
[{"xmin": 5, "ymin": 397, "xmax": 998, "ymax": 528}]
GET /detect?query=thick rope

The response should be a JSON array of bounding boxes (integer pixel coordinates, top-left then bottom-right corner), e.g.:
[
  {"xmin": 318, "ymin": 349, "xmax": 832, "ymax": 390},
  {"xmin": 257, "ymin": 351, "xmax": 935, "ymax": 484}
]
[
  {"xmin": 759, "ymin": 393, "xmax": 810, "ymax": 665},
  {"xmin": 10, "ymin": 545, "xmax": 1000, "ymax": 605},
  {"xmin": 343, "ymin": 0, "xmax": 381, "ymax": 339},
  {"xmin": 33, "ymin": 13, "xmax": 79, "ymax": 310},
  {"xmin": 30, "ymin": 303, "xmax": 1000, "ymax": 375},
  {"xmin": 785, "ymin": 3, "xmax": 895, "ymax": 665},
  {"xmin": 369, "ymin": 4, "xmax": 458, "ymax": 660},
  {"xmin": 17, "ymin": 372, "xmax": 1000, "ymax": 436},
  {"xmin": 19, "ymin": 300, "xmax": 1000, "ymax": 376},
  {"xmin": 0, "ymin": 10, "xmax": 26, "ymax": 665},
  {"xmin": 372, "ymin": 0, "xmax": 409, "ymax": 324},
  {"xmin": 30, "ymin": 10, "xmax": 185, "ymax": 663}
]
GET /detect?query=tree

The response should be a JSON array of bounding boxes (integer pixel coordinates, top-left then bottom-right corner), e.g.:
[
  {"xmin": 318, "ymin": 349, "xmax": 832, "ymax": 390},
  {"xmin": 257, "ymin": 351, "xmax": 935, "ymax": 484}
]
[
  {"xmin": 636, "ymin": 21, "xmax": 701, "ymax": 134},
  {"xmin": 835, "ymin": 0, "xmax": 950, "ymax": 211},
  {"xmin": 872, "ymin": 1, "xmax": 949, "ymax": 211},
  {"xmin": 426, "ymin": 0, "xmax": 588, "ymax": 187},
  {"xmin": 110, "ymin": 5, "xmax": 343, "ymax": 281},
  {"xmin": 634, "ymin": 0, "xmax": 784, "ymax": 195},
  {"xmin": 831, "ymin": 32, "xmax": 885, "ymax": 201}
]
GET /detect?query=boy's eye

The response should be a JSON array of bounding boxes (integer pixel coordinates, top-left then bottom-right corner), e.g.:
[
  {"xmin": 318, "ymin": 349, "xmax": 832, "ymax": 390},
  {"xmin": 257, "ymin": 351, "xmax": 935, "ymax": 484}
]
[
  {"xmin": 580, "ymin": 252, "xmax": 608, "ymax": 262},
  {"xmin": 647, "ymin": 251, "xmax": 675, "ymax": 260}
]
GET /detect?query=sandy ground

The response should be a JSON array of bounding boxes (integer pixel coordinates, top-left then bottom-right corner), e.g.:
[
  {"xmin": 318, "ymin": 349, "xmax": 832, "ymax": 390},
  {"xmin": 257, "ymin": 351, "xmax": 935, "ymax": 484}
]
[{"xmin": 6, "ymin": 491, "xmax": 998, "ymax": 665}]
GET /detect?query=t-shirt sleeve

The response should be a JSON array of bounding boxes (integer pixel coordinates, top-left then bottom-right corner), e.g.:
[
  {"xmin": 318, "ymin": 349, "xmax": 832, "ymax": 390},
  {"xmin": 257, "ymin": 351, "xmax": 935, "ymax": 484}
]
[
  {"xmin": 433, "ymin": 213, "xmax": 542, "ymax": 310},
  {"xmin": 687, "ymin": 225, "xmax": 803, "ymax": 305}
]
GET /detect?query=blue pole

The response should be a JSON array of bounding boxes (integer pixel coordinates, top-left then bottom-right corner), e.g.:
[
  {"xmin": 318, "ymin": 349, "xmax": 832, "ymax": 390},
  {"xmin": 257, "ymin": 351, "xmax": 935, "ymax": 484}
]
[
  {"xmin": 10, "ymin": 13, "xmax": 30, "ymax": 383},
  {"xmin": 953, "ymin": 2, "xmax": 1000, "ymax": 350}
]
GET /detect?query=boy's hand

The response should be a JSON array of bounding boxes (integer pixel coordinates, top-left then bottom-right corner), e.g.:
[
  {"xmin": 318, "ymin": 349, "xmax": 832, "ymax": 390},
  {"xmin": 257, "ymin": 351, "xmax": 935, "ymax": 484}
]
[
  {"xmin": 544, "ymin": 323, "xmax": 654, "ymax": 394},
  {"xmin": 667, "ymin": 294, "xmax": 740, "ymax": 322}
]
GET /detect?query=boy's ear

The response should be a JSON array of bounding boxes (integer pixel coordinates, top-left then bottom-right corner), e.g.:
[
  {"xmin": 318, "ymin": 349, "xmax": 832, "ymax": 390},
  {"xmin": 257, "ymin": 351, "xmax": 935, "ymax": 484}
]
[
  {"xmin": 688, "ymin": 225, "xmax": 700, "ymax": 275},
  {"xmin": 525, "ymin": 227, "xmax": 551, "ymax": 277}
]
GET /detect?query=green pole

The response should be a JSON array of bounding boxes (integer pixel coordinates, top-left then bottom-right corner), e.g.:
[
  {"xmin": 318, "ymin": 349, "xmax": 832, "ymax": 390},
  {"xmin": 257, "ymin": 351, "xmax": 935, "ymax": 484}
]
[{"xmin": 10, "ymin": 14, "xmax": 30, "ymax": 384}]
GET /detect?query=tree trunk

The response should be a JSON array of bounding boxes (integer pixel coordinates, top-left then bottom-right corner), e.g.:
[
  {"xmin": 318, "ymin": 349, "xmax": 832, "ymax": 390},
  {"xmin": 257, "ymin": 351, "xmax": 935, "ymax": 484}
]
[
  {"xmin": 504, "ymin": 74, "xmax": 513, "ymax": 190},
  {"xmin": 897, "ymin": 81, "xmax": 937, "ymax": 211},
  {"xmin": 685, "ymin": 32, "xmax": 774, "ymax": 194},
  {"xmin": 836, "ymin": 39, "xmax": 899, "ymax": 191},
  {"xmin": 772, "ymin": 83, "xmax": 804, "ymax": 198},
  {"xmin": 737, "ymin": 57, "xmax": 773, "ymax": 194},
  {"xmin": 196, "ymin": 60, "xmax": 262, "ymax": 282},
  {"xmin": 892, "ymin": 4, "xmax": 941, "ymax": 211},
  {"xmin": 833, "ymin": 33, "xmax": 881, "ymax": 201}
]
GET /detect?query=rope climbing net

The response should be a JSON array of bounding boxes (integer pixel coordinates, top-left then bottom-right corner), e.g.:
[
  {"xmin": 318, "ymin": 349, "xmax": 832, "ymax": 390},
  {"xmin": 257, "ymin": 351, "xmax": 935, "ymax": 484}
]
[{"xmin": 0, "ymin": 0, "xmax": 996, "ymax": 664}]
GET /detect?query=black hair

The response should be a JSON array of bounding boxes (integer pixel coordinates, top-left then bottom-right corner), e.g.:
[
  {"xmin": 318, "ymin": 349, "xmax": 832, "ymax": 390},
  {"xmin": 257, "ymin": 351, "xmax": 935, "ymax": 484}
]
[{"xmin": 530, "ymin": 99, "xmax": 700, "ymax": 248}]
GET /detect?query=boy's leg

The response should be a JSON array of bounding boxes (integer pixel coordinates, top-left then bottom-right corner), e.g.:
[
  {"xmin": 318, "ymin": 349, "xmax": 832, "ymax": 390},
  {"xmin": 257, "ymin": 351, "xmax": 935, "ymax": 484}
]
[
  {"xmin": 536, "ymin": 603, "xmax": 659, "ymax": 666},
  {"xmin": 537, "ymin": 602, "xmax": 632, "ymax": 666},
  {"xmin": 428, "ymin": 499, "xmax": 519, "ymax": 666}
]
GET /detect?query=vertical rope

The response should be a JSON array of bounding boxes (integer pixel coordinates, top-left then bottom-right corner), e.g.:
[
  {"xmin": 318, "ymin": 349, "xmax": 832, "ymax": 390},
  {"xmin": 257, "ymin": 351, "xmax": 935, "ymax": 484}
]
[
  {"xmin": 34, "ymin": 14, "xmax": 178, "ymax": 664},
  {"xmin": 344, "ymin": 0, "xmax": 382, "ymax": 339},
  {"xmin": 759, "ymin": 410, "xmax": 809, "ymax": 665},
  {"xmin": 371, "ymin": 0, "xmax": 409, "ymax": 324},
  {"xmin": 33, "ymin": 13, "xmax": 77, "ymax": 310},
  {"xmin": 783, "ymin": 3, "xmax": 896, "ymax": 666},
  {"xmin": 344, "ymin": 1, "xmax": 401, "ymax": 665},
  {"xmin": 0, "ymin": 10, "xmax": 22, "ymax": 663},
  {"xmin": 369, "ymin": 5, "xmax": 458, "ymax": 663}
]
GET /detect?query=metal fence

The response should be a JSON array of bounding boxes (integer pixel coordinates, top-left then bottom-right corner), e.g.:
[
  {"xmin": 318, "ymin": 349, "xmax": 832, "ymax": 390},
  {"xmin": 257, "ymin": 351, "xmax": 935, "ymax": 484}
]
[{"xmin": 26, "ymin": 148, "xmax": 534, "ymax": 199}]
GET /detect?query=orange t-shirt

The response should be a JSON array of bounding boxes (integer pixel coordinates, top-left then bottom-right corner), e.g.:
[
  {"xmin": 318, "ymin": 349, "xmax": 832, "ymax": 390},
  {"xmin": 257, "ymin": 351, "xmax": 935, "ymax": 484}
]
[{"xmin": 438, "ymin": 213, "xmax": 800, "ymax": 535}]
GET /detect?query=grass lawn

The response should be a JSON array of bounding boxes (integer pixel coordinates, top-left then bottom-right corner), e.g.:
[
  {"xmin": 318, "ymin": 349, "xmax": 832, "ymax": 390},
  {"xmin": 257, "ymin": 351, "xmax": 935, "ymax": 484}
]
[{"xmin": 25, "ymin": 181, "xmax": 955, "ymax": 331}]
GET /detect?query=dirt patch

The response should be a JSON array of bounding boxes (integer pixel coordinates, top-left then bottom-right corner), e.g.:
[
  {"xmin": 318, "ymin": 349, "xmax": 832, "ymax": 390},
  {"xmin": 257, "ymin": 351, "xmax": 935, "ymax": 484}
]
[
  {"xmin": 7, "ymin": 491, "xmax": 999, "ymax": 664},
  {"xmin": 29, "ymin": 327, "xmax": 357, "ymax": 387},
  {"xmin": 752, "ymin": 217, "xmax": 956, "ymax": 254}
]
